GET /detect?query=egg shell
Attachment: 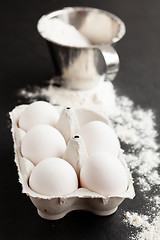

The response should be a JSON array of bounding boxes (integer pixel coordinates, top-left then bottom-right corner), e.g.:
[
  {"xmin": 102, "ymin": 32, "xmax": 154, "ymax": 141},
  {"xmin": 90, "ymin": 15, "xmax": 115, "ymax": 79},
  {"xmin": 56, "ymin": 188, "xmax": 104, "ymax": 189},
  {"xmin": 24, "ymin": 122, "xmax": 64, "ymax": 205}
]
[
  {"xmin": 21, "ymin": 124, "xmax": 66, "ymax": 165},
  {"xmin": 80, "ymin": 152, "xmax": 128, "ymax": 197},
  {"xmin": 29, "ymin": 158, "xmax": 78, "ymax": 196},
  {"xmin": 79, "ymin": 120, "xmax": 120, "ymax": 157},
  {"xmin": 19, "ymin": 101, "xmax": 59, "ymax": 132},
  {"xmin": 10, "ymin": 104, "xmax": 135, "ymax": 220}
]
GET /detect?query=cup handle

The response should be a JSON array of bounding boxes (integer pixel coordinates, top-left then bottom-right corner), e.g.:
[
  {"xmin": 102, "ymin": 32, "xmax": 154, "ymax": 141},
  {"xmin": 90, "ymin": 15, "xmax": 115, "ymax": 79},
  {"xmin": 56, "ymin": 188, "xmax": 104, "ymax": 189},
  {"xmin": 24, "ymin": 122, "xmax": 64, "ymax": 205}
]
[{"xmin": 99, "ymin": 45, "xmax": 119, "ymax": 81}]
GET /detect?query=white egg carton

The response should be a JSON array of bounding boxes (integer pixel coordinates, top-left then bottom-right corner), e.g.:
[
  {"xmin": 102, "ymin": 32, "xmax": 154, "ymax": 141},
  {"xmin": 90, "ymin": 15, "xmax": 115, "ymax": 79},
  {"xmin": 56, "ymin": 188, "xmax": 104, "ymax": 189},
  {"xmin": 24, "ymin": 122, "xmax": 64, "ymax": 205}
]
[{"xmin": 10, "ymin": 104, "xmax": 135, "ymax": 220}]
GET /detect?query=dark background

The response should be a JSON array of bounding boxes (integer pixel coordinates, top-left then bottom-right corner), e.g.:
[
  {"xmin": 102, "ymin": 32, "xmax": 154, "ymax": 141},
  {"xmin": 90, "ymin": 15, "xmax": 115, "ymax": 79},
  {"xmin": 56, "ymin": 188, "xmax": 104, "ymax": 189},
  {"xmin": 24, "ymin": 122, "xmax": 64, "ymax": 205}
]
[{"xmin": 1, "ymin": 0, "xmax": 160, "ymax": 239}]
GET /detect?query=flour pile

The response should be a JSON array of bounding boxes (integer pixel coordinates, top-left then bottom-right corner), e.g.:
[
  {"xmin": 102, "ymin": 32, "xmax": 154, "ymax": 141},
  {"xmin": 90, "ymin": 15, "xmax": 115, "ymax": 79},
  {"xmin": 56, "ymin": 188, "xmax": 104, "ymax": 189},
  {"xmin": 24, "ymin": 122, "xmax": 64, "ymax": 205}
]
[
  {"xmin": 18, "ymin": 79, "xmax": 160, "ymax": 240},
  {"xmin": 37, "ymin": 17, "xmax": 90, "ymax": 47}
]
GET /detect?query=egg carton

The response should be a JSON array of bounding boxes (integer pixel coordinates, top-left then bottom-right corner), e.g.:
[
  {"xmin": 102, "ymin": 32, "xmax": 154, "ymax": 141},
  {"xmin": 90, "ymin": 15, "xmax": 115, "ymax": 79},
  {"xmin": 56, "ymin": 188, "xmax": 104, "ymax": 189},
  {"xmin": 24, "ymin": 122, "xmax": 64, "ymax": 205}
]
[{"xmin": 10, "ymin": 104, "xmax": 135, "ymax": 220}]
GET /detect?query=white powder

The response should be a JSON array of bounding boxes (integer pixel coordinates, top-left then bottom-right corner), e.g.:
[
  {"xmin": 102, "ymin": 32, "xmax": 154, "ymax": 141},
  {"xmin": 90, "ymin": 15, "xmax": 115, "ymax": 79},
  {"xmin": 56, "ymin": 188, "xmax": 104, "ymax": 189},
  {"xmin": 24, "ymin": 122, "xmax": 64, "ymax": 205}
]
[
  {"xmin": 37, "ymin": 14, "xmax": 117, "ymax": 47},
  {"xmin": 79, "ymin": 12, "xmax": 116, "ymax": 45},
  {"xmin": 37, "ymin": 16, "xmax": 90, "ymax": 47},
  {"xmin": 124, "ymin": 212, "xmax": 150, "ymax": 228},
  {"xmin": 18, "ymin": 79, "xmax": 160, "ymax": 239},
  {"xmin": 138, "ymin": 215, "xmax": 160, "ymax": 240},
  {"xmin": 19, "ymin": 80, "xmax": 116, "ymax": 115},
  {"xmin": 124, "ymin": 212, "xmax": 160, "ymax": 240}
]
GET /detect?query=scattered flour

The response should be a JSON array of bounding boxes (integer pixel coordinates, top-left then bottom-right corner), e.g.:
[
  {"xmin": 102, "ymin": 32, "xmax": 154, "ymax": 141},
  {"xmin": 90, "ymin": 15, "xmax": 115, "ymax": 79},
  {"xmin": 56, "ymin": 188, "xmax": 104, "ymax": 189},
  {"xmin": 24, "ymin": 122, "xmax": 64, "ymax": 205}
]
[
  {"xmin": 124, "ymin": 212, "xmax": 160, "ymax": 240},
  {"xmin": 124, "ymin": 211, "xmax": 150, "ymax": 228},
  {"xmin": 18, "ymin": 79, "xmax": 160, "ymax": 240},
  {"xmin": 138, "ymin": 215, "xmax": 160, "ymax": 240}
]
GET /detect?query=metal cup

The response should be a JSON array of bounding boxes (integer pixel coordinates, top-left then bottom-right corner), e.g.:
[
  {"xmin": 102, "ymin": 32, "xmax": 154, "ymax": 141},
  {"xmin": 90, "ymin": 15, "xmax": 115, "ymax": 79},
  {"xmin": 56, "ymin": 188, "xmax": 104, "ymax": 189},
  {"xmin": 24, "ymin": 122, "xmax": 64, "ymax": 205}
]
[{"xmin": 37, "ymin": 7, "xmax": 126, "ymax": 90}]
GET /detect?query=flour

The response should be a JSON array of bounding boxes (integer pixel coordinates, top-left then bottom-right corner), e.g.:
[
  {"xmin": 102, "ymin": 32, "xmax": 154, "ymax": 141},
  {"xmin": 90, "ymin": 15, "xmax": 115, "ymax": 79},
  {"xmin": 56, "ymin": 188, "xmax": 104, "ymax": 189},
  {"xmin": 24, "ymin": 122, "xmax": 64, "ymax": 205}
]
[
  {"xmin": 18, "ymin": 79, "xmax": 160, "ymax": 239},
  {"xmin": 124, "ymin": 212, "xmax": 160, "ymax": 240},
  {"xmin": 37, "ymin": 16, "xmax": 90, "ymax": 47},
  {"xmin": 138, "ymin": 215, "xmax": 160, "ymax": 240},
  {"xmin": 79, "ymin": 12, "xmax": 116, "ymax": 45},
  {"xmin": 124, "ymin": 212, "xmax": 150, "ymax": 228},
  {"xmin": 19, "ymin": 80, "xmax": 116, "ymax": 115}
]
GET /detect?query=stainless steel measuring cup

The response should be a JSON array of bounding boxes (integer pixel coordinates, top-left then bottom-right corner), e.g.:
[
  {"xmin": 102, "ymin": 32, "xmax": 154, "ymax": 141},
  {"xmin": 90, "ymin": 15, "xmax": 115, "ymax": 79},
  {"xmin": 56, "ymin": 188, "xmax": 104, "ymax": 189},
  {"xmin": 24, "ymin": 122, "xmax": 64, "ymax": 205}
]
[{"xmin": 37, "ymin": 7, "xmax": 126, "ymax": 90}]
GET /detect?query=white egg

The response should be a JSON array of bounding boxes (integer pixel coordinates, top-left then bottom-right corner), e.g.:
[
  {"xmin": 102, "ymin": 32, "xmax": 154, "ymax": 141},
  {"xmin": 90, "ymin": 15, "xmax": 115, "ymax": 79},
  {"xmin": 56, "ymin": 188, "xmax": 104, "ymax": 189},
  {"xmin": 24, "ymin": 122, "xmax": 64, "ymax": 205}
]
[
  {"xmin": 29, "ymin": 158, "xmax": 78, "ymax": 196},
  {"xmin": 80, "ymin": 152, "xmax": 128, "ymax": 197},
  {"xmin": 19, "ymin": 101, "xmax": 59, "ymax": 132},
  {"xmin": 21, "ymin": 124, "xmax": 66, "ymax": 165},
  {"xmin": 79, "ymin": 121, "xmax": 120, "ymax": 157}
]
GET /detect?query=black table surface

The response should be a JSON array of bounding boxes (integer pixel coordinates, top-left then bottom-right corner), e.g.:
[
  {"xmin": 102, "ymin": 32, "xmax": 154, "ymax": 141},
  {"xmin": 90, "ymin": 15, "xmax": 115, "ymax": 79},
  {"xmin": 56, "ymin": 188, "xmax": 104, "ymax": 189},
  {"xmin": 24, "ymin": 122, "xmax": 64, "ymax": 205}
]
[{"xmin": 1, "ymin": 1, "xmax": 160, "ymax": 239}]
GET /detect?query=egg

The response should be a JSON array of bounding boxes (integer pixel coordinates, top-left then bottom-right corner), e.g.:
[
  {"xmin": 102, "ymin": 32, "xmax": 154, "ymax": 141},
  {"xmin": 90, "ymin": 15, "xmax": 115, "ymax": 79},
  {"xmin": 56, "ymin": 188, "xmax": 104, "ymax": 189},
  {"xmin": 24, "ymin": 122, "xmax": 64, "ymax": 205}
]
[
  {"xmin": 19, "ymin": 101, "xmax": 59, "ymax": 132},
  {"xmin": 29, "ymin": 158, "xmax": 78, "ymax": 196},
  {"xmin": 80, "ymin": 152, "xmax": 128, "ymax": 197},
  {"xmin": 21, "ymin": 124, "xmax": 66, "ymax": 165},
  {"xmin": 79, "ymin": 121, "xmax": 120, "ymax": 157}
]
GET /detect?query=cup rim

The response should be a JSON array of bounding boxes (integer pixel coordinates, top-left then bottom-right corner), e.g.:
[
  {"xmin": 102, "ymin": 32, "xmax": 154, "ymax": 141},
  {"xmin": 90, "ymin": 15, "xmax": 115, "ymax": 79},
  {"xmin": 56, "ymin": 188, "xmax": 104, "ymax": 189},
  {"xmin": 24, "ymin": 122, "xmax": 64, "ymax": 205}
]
[{"xmin": 37, "ymin": 6, "xmax": 126, "ymax": 48}]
